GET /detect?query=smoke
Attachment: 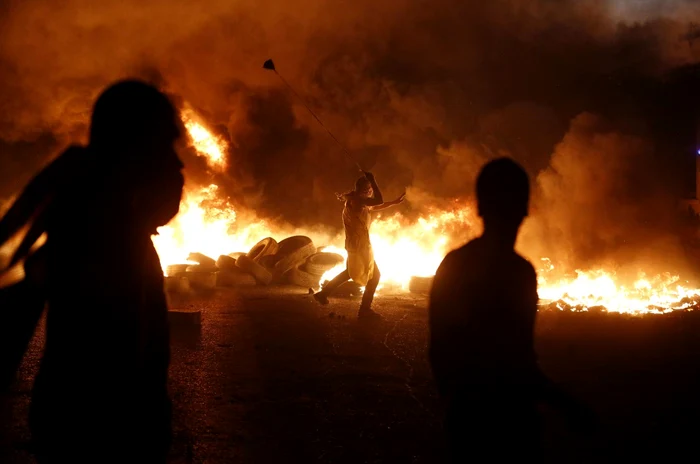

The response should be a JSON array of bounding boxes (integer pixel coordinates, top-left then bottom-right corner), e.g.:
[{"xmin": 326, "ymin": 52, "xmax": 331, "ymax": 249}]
[
  {"xmin": 519, "ymin": 112, "xmax": 691, "ymax": 278},
  {"xmin": 0, "ymin": 0, "xmax": 699, "ymax": 268}
]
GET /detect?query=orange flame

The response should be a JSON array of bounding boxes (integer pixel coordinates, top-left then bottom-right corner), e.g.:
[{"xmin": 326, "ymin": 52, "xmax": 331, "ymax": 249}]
[
  {"xmin": 152, "ymin": 110, "xmax": 700, "ymax": 315},
  {"xmin": 180, "ymin": 107, "xmax": 227, "ymax": 170}
]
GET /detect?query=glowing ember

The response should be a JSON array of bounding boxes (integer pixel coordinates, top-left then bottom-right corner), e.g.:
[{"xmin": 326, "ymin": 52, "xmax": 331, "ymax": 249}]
[{"xmin": 151, "ymin": 110, "xmax": 700, "ymax": 314}]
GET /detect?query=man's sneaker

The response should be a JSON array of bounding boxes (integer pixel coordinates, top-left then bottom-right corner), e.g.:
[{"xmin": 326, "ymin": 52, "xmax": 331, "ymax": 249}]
[{"xmin": 313, "ymin": 291, "xmax": 329, "ymax": 305}]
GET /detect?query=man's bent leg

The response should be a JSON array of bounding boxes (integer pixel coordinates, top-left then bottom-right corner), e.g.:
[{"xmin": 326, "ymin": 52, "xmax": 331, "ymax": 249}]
[
  {"xmin": 322, "ymin": 269, "xmax": 351, "ymax": 296},
  {"xmin": 314, "ymin": 269, "xmax": 350, "ymax": 305}
]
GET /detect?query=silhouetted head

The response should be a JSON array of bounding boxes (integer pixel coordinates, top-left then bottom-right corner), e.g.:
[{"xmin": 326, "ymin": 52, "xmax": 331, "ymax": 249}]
[
  {"xmin": 88, "ymin": 80, "xmax": 184, "ymax": 230},
  {"xmin": 355, "ymin": 176, "xmax": 373, "ymax": 198},
  {"xmin": 89, "ymin": 80, "xmax": 181, "ymax": 165},
  {"xmin": 476, "ymin": 158, "xmax": 530, "ymax": 236}
]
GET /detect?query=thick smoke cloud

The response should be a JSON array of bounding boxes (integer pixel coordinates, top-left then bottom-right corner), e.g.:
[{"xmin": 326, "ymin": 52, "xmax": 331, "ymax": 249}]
[
  {"xmin": 520, "ymin": 113, "xmax": 691, "ymax": 276},
  {"xmin": 0, "ymin": 0, "xmax": 699, "ymax": 271}
]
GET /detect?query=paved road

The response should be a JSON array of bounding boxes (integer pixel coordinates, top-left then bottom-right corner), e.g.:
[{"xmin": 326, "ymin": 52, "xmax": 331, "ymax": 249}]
[{"xmin": 3, "ymin": 287, "xmax": 700, "ymax": 463}]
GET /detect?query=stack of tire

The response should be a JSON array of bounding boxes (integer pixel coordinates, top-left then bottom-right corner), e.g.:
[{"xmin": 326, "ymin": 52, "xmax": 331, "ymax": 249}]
[
  {"xmin": 164, "ymin": 236, "xmax": 347, "ymax": 292},
  {"xmin": 184, "ymin": 253, "xmax": 218, "ymax": 290},
  {"xmin": 237, "ymin": 236, "xmax": 345, "ymax": 290},
  {"xmin": 167, "ymin": 252, "xmax": 256, "ymax": 292},
  {"xmin": 215, "ymin": 254, "xmax": 257, "ymax": 288},
  {"xmin": 234, "ymin": 237, "xmax": 279, "ymax": 286},
  {"xmin": 298, "ymin": 252, "xmax": 345, "ymax": 288}
]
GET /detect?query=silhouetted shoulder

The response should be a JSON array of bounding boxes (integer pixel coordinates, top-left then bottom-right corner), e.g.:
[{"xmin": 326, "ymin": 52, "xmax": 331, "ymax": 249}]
[
  {"xmin": 434, "ymin": 238, "xmax": 490, "ymax": 275},
  {"xmin": 431, "ymin": 238, "xmax": 538, "ymax": 308},
  {"xmin": 452, "ymin": 239, "xmax": 536, "ymax": 274},
  {"xmin": 517, "ymin": 254, "xmax": 537, "ymax": 281},
  {"xmin": 509, "ymin": 250, "xmax": 537, "ymax": 281},
  {"xmin": 430, "ymin": 240, "xmax": 481, "ymax": 301}
]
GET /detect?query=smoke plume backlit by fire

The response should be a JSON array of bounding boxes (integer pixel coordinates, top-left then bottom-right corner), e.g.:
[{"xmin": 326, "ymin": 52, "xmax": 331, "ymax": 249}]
[{"xmin": 151, "ymin": 110, "xmax": 700, "ymax": 315}]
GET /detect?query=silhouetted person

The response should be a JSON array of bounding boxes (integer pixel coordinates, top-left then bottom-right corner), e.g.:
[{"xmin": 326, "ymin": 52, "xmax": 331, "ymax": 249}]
[
  {"xmin": 429, "ymin": 158, "xmax": 592, "ymax": 462},
  {"xmin": 0, "ymin": 80, "xmax": 184, "ymax": 463},
  {"xmin": 313, "ymin": 172, "xmax": 405, "ymax": 318}
]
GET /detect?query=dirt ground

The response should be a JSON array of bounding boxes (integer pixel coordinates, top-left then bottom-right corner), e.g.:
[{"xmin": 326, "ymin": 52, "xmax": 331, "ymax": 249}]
[{"xmin": 2, "ymin": 286, "xmax": 700, "ymax": 463}]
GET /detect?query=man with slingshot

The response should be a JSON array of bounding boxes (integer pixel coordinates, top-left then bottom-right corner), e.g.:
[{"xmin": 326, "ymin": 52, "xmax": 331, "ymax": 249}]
[{"xmin": 313, "ymin": 171, "xmax": 405, "ymax": 319}]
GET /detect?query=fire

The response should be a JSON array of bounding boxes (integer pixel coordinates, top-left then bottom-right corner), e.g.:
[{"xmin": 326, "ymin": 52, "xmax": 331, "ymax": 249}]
[
  {"xmin": 152, "ymin": 184, "xmax": 269, "ymax": 269},
  {"xmin": 318, "ymin": 246, "xmax": 347, "ymax": 288},
  {"xmin": 180, "ymin": 108, "xmax": 227, "ymax": 169},
  {"xmin": 152, "ymin": 110, "xmax": 700, "ymax": 315},
  {"xmin": 537, "ymin": 267, "xmax": 700, "ymax": 314}
]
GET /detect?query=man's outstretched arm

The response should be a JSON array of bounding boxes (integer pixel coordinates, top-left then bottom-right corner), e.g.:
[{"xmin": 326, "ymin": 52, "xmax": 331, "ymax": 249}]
[{"xmin": 371, "ymin": 192, "xmax": 406, "ymax": 211}]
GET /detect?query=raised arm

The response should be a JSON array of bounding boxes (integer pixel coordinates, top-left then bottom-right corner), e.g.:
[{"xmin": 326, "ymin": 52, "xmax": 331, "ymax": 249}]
[{"xmin": 371, "ymin": 192, "xmax": 406, "ymax": 211}]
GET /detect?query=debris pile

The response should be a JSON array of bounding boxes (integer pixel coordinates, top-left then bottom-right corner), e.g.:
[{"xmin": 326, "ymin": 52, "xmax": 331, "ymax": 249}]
[{"xmin": 164, "ymin": 236, "xmax": 345, "ymax": 293}]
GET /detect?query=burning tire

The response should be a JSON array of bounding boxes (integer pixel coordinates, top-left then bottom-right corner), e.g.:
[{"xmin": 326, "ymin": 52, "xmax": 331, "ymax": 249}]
[
  {"xmin": 274, "ymin": 236, "xmax": 316, "ymax": 276},
  {"xmin": 285, "ymin": 265, "xmax": 322, "ymax": 290},
  {"xmin": 236, "ymin": 255, "xmax": 273, "ymax": 286},
  {"xmin": 408, "ymin": 276, "xmax": 433, "ymax": 295},
  {"xmin": 247, "ymin": 237, "xmax": 279, "ymax": 262},
  {"xmin": 228, "ymin": 252, "xmax": 246, "ymax": 260},
  {"xmin": 187, "ymin": 252, "xmax": 217, "ymax": 270},
  {"xmin": 216, "ymin": 255, "xmax": 238, "ymax": 272},
  {"xmin": 216, "ymin": 270, "xmax": 257, "ymax": 288},
  {"xmin": 304, "ymin": 252, "xmax": 345, "ymax": 276}
]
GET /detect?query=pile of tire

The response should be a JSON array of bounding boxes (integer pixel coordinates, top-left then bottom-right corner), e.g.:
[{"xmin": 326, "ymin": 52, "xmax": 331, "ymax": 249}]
[
  {"xmin": 216, "ymin": 254, "xmax": 257, "ymax": 288},
  {"xmin": 235, "ymin": 235, "xmax": 346, "ymax": 290},
  {"xmin": 165, "ymin": 251, "xmax": 255, "ymax": 292},
  {"xmin": 164, "ymin": 237, "xmax": 348, "ymax": 292},
  {"xmin": 234, "ymin": 237, "xmax": 279, "ymax": 286},
  {"xmin": 279, "ymin": 238, "xmax": 344, "ymax": 289},
  {"xmin": 291, "ymin": 251, "xmax": 345, "ymax": 289}
]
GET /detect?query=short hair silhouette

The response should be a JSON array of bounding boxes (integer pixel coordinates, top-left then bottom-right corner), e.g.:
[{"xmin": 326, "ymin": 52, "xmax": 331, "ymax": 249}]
[
  {"xmin": 89, "ymin": 80, "xmax": 179, "ymax": 156},
  {"xmin": 476, "ymin": 157, "xmax": 530, "ymax": 221}
]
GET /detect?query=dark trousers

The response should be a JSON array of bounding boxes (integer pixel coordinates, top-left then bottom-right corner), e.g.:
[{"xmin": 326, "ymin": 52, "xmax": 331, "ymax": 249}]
[{"xmin": 322, "ymin": 262, "xmax": 381, "ymax": 310}]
